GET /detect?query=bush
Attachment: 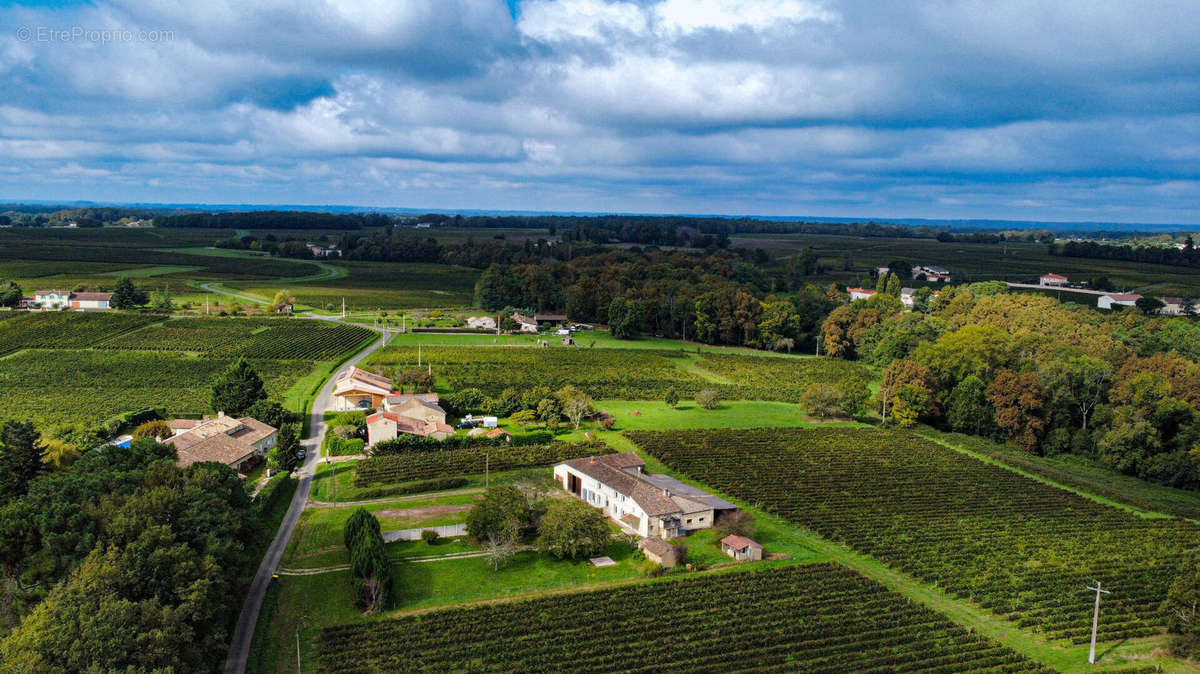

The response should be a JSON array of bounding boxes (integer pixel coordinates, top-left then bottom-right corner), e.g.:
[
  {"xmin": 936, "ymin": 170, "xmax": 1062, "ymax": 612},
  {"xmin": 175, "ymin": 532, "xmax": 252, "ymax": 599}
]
[
  {"xmin": 536, "ymin": 498, "xmax": 611, "ymax": 560},
  {"xmin": 695, "ymin": 389, "xmax": 721, "ymax": 410},
  {"xmin": 800, "ymin": 384, "xmax": 843, "ymax": 419},
  {"xmin": 327, "ymin": 436, "xmax": 365, "ymax": 456},
  {"xmin": 132, "ymin": 419, "xmax": 173, "ymax": 441},
  {"xmin": 713, "ymin": 510, "xmax": 757, "ymax": 540},
  {"xmin": 421, "ymin": 529, "xmax": 439, "ymax": 545}
]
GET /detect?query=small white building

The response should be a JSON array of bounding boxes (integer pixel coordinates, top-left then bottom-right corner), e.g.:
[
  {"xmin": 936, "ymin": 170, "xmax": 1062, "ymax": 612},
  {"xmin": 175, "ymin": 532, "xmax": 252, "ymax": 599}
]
[
  {"xmin": 553, "ymin": 453, "xmax": 737, "ymax": 540},
  {"xmin": 1039, "ymin": 273, "xmax": 1068, "ymax": 287},
  {"xmin": 1098, "ymin": 293, "xmax": 1142, "ymax": 310},
  {"xmin": 847, "ymin": 288, "xmax": 876, "ymax": 302},
  {"xmin": 466, "ymin": 316, "xmax": 497, "ymax": 330},
  {"xmin": 900, "ymin": 287, "xmax": 915, "ymax": 308}
]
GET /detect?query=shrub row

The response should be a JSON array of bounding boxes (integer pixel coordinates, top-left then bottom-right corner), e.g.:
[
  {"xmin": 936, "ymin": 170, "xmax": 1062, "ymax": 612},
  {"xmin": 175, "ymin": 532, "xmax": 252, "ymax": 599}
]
[
  {"xmin": 369, "ymin": 431, "xmax": 555, "ymax": 455},
  {"xmin": 353, "ymin": 477, "xmax": 471, "ymax": 500}
]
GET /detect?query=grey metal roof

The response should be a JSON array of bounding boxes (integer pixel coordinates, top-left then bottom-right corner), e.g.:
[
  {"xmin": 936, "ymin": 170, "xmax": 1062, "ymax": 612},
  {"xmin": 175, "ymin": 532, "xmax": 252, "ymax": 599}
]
[{"xmin": 642, "ymin": 474, "xmax": 737, "ymax": 510}]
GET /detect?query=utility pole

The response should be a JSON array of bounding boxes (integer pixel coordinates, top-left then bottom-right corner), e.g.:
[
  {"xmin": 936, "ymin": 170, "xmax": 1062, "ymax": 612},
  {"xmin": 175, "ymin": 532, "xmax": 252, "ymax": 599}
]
[
  {"xmin": 1086, "ymin": 580, "xmax": 1111, "ymax": 664},
  {"xmin": 341, "ymin": 297, "xmax": 345, "ymax": 318}
]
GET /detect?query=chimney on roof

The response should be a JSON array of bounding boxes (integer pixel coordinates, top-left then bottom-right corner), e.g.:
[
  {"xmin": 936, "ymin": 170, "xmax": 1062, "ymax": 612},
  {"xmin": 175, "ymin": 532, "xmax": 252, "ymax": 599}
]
[
  {"xmin": 663, "ymin": 489, "xmax": 671, "ymax": 498},
  {"xmin": 217, "ymin": 410, "xmax": 224, "ymax": 418}
]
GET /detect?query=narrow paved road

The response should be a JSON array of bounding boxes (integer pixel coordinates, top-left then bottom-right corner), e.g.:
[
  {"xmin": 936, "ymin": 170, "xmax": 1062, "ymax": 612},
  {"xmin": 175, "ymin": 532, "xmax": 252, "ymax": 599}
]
[{"xmin": 223, "ymin": 326, "xmax": 389, "ymax": 674}]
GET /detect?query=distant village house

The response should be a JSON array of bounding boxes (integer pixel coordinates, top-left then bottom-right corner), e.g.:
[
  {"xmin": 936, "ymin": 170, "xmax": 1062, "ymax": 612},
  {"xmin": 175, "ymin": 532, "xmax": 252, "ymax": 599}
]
[
  {"xmin": 912, "ymin": 265, "xmax": 951, "ymax": 282},
  {"xmin": 33, "ymin": 289, "xmax": 112, "ymax": 310},
  {"xmin": 847, "ymin": 288, "xmax": 876, "ymax": 302},
  {"xmin": 1098, "ymin": 293, "xmax": 1142, "ymax": 310},
  {"xmin": 511, "ymin": 313, "xmax": 538, "ymax": 333},
  {"xmin": 1039, "ymin": 273, "xmax": 1068, "ymax": 287}
]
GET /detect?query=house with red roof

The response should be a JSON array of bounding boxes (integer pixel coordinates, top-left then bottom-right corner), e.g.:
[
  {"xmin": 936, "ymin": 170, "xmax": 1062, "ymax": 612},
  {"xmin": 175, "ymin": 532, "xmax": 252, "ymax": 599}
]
[
  {"xmin": 1039, "ymin": 273, "xmax": 1068, "ymax": 286},
  {"xmin": 720, "ymin": 534, "xmax": 764, "ymax": 562}
]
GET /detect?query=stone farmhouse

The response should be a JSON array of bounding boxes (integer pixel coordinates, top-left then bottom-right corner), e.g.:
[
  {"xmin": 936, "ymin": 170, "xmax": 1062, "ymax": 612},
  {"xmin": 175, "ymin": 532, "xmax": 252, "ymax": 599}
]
[
  {"xmin": 366, "ymin": 393, "xmax": 454, "ymax": 445},
  {"xmin": 553, "ymin": 453, "xmax": 737, "ymax": 540},
  {"xmin": 331, "ymin": 366, "xmax": 397, "ymax": 411},
  {"xmin": 165, "ymin": 413, "xmax": 277, "ymax": 472},
  {"xmin": 511, "ymin": 312, "xmax": 538, "ymax": 333}
]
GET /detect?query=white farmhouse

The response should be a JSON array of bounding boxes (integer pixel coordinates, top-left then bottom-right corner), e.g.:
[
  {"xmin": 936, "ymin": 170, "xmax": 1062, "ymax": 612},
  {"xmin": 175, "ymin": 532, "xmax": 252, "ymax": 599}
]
[
  {"xmin": 1098, "ymin": 293, "xmax": 1141, "ymax": 310},
  {"xmin": 510, "ymin": 312, "xmax": 538, "ymax": 333},
  {"xmin": 1039, "ymin": 273, "xmax": 1068, "ymax": 287},
  {"xmin": 900, "ymin": 287, "xmax": 915, "ymax": 308},
  {"xmin": 847, "ymin": 287, "xmax": 876, "ymax": 302},
  {"xmin": 553, "ymin": 453, "xmax": 737, "ymax": 540},
  {"xmin": 33, "ymin": 289, "xmax": 112, "ymax": 310}
]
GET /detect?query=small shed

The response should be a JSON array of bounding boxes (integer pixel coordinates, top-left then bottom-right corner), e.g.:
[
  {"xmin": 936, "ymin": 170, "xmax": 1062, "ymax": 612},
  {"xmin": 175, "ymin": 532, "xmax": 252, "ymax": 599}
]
[
  {"xmin": 720, "ymin": 534, "xmax": 763, "ymax": 562},
  {"xmin": 639, "ymin": 537, "xmax": 679, "ymax": 568}
]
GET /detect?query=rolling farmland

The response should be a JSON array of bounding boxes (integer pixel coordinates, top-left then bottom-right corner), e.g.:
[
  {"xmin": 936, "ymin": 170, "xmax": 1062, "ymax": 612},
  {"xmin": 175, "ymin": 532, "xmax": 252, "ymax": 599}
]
[{"xmin": 628, "ymin": 427, "xmax": 1200, "ymax": 644}]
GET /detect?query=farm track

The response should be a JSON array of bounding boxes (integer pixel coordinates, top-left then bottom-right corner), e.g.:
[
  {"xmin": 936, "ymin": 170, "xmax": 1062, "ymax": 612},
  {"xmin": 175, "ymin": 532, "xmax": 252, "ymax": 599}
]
[{"xmin": 222, "ymin": 321, "xmax": 387, "ymax": 674}]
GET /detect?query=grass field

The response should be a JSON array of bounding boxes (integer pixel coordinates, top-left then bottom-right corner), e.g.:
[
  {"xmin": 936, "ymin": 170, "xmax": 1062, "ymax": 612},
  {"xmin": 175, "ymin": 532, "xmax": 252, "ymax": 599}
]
[
  {"xmin": 628, "ymin": 427, "xmax": 1200, "ymax": 645},
  {"xmin": 594, "ymin": 400, "xmax": 863, "ymax": 431}
]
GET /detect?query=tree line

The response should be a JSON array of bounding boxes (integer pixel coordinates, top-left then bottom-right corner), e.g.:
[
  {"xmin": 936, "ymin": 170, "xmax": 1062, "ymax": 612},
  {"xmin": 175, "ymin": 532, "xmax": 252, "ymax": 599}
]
[
  {"xmin": 821, "ymin": 287, "xmax": 1200, "ymax": 488},
  {"xmin": 1053, "ymin": 238, "xmax": 1199, "ymax": 268}
]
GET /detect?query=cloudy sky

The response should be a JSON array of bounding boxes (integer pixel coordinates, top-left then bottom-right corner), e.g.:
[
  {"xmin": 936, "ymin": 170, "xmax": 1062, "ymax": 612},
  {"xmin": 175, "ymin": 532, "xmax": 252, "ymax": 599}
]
[{"xmin": 2, "ymin": 0, "xmax": 1199, "ymax": 223}]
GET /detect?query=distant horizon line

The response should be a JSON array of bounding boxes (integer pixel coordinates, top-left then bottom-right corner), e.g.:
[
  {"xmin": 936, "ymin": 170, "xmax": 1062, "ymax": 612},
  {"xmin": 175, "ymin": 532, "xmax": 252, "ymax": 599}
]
[{"xmin": 2, "ymin": 198, "xmax": 1198, "ymax": 232}]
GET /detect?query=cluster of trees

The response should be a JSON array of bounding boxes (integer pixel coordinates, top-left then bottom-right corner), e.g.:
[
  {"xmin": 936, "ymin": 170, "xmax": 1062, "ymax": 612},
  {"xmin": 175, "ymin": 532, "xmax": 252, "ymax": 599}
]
[
  {"xmin": 0, "ymin": 279, "xmax": 22, "ymax": 308},
  {"xmin": 343, "ymin": 509, "xmax": 393, "ymax": 613},
  {"xmin": 1053, "ymin": 238, "xmax": 1198, "ymax": 268},
  {"xmin": 822, "ymin": 287, "xmax": 1200, "ymax": 488},
  {"xmin": 0, "ymin": 431, "xmax": 261, "ymax": 670},
  {"xmin": 475, "ymin": 248, "xmax": 838, "ymax": 349},
  {"xmin": 466, "ymin": 484, "xmax": 610, "ymax": 569},
  {"xmin": 443, "ymin": 385, "xmax": 596, "ymax": 431}
]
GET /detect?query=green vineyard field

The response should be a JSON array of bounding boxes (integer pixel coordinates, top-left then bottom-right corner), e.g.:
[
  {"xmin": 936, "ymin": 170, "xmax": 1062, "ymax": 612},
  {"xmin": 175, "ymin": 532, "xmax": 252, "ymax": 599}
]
[
  {"xmin": 101, "ymin": 317, "xmax": 375, "ymax": 360},
  {"xmin": 0, "ymin": 349, "xmax": 306, "ymax": 428},
  {"xmin": 0, "ymin": 312, "xmax": 158, "ymax": 356},
  {"xmin": 627, "ymin": 427, "xmax": 1200, "ymax": 644},
  {"xmin": 317, "ymin": 563, "xmax": 1052, "ymax": 673},
  {"xmin": 354, "ymin": 442, "xmax": 611, "ymax": 486}
]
